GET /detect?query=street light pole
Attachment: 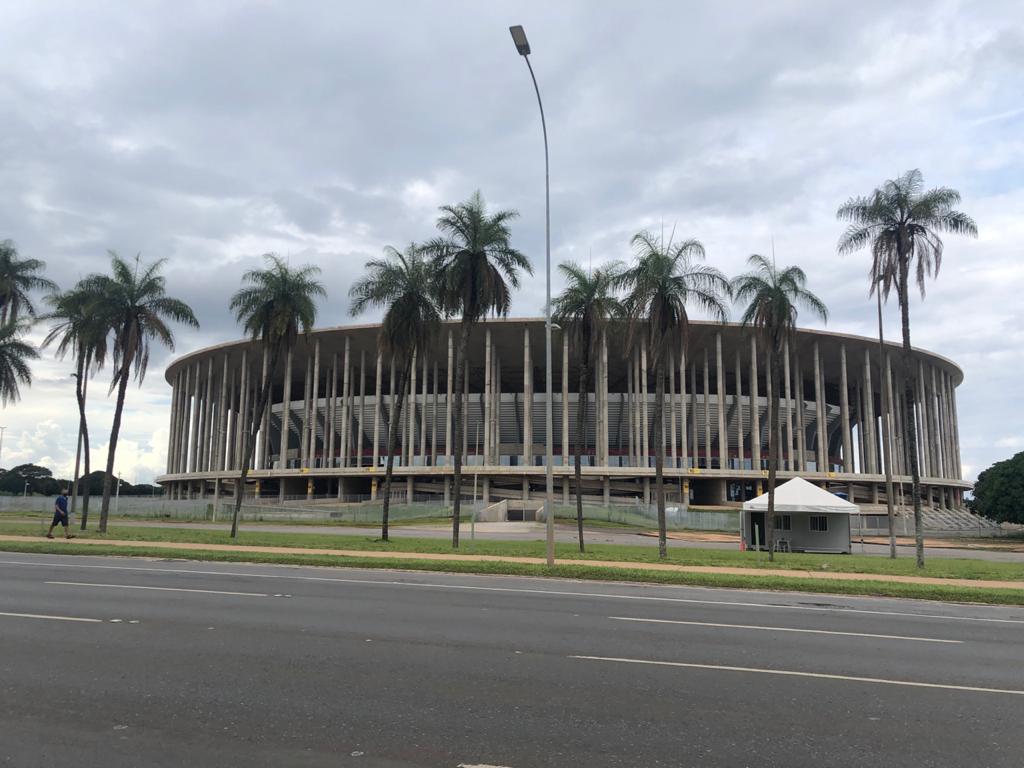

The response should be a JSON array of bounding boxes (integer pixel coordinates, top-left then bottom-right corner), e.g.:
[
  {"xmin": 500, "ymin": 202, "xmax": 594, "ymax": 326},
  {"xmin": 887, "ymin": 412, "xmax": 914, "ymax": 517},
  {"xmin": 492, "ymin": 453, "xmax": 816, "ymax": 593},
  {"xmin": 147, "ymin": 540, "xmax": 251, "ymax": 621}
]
[{"xmin": 510, "ymin": 24, "xmax": 555, "ymax": 567}]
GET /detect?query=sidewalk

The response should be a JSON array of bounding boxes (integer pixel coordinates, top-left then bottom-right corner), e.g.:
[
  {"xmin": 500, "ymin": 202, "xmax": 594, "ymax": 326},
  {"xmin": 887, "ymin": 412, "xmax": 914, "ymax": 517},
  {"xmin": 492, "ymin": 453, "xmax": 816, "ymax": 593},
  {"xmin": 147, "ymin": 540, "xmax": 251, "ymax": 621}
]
[{"xmin": 2, "ymin": 534, "xmax": 1020, "ymax": 591}]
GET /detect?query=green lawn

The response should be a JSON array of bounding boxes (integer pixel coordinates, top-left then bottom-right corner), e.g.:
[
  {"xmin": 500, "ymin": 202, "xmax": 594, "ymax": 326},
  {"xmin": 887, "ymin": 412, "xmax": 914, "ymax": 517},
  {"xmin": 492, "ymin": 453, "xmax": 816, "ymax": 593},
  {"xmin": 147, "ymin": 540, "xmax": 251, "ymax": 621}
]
[
  {"xmin": 0, "ymin": 538, "xmax": 1021, "ymax": 605},
  {"xmin": 1, "ymin": 521, "xmax": 1022, "ymax": 583}
]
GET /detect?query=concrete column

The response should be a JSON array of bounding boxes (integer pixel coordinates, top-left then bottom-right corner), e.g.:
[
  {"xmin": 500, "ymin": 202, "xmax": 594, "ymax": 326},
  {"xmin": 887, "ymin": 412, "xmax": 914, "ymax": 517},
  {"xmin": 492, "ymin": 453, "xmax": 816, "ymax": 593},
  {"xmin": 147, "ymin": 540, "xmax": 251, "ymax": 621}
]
[
  {"xmin": 640, "ymin": 339, "xmax": 649, "ymax": 465},
  {"xmin": 813, "ymin": 342, "xmax": 826, "ymax": 472},
  {"xmin": 170, "ymin": 370, "xmax": 183, "ymax": 473},
  {"xmin": 854, "ymin": 380, "xmax": 865, "ymax": 474},
  {"xmin": 279, "ymin": 347, "xmax": 293, "ymax": 471},
  {"xmin": 839, "ymin": 345, "xmax": 853, "ymax": 473},
  {"xmin": 669, "ymin": 348, "xmax": 678, "ymax": 468},
  {"xmin": 562, "ymin": 333, "xmax": 570, "ymax": 501},
  {"xmin": 462, "ymin": 362, "xmax": 469, "ymax": 462},
  {"xmin": 863, "ymin": 349, "xmax": 876, "ymax": 474},
  {"xmin": 523, "ymin": 327, "xmax": 532, "ymax": 466},
  {"xmin": 419, "ymin": 351, "xmax": 428, "ymax": 465},
  {"xmin": 483, "ymin": 329, "xmax": 491, "ymax": 466},
  {"xmin": 431, "ymin": 360, "xmax": 439, "ymax": 467},
  {"xmin": 601, "ymin": 331, "xmax": 609, "ymax": 467},
  {"xmin": 166, "ymin": 373, "xmax": 179, "ymax": 474},
  {"xmin": 794, "ymin": 349, "xmax": 806, "ymax": 472},
  {"xmin": 256, "ymin": 346, "xmax": 269, "ymax": 470},
  {"xmin": 188, "ymin": 362, "xmax": 201, "ymax": 472},
  {"xmin": 916, "ymin": 361, "xmax": 930, "ymax": 477},
  {"xmin": 634, "ymin": 347, "xmax": 642, "ymax": 467},
  {"xmin": 327, "ymin": 353, "xmax": 337, "ymax": 468},
  {"xmin": 200, "ymin": 358, "xmax": 214, "ymax": 472},
  {"xmin": 950, "ymin": 378, "xmax": 962, "ymax": 478},
  {"xmin": 622, "ymin": 358, "xmax": 630, "ymax": 466},
  {"xmin": 309, "ymin": 340, "xmax": 320, "ymax": 468},
  {"xmin": 679, "ymin": 347, "xmax": 688, "ymax": 470},
  {"xmin": 445, "ymin": 332, "xmax": 454, "ymax": 462},
  {"xmin": 297, "ymin": 352, "xmax": 309, "ymax": 468},
  {"xmin": 408, "ymin": 349, "xmax": 417, "ymax": 466},
  {"xmin": 372, "ymin": 351, "xmax": 382, "ymax": 470},
  {"xmin": 340, "ymin": 337, "xmax": 351, "ymax": 468},
  {"xmin": 358, "ymin": 350, "xmax": 367, "ymax": 469},
  {"xmin": 750, "ymin": 337, "xmax": 761, "ymax": 473},
  {"xmin": 225, "ymin": 365, "xmax": 236, "ymax": 471},
  {"xmin": 734, "ymin": 347, "xmax": 743, "ymax": 471},
  {"xmin": 703, "ymin": 348, "xmax": 711, "ymax": 469},
  {"xmin": 686, "ymin": 363, "xmax": 696, "ymax": 470},
  {"xmin": 782, "ymin": 340, "xmax": 793, "ymax": 472},
  {"xmin": 494, "ymin": 355, "xmax": 502, "ymax": 464},
  {"xmin": 716, "ymin": 333, "xmax": 727, "ymax": 471},
  {"xmin": 765, "ymin": 344, "xmax": 774, "ymax": 475},
  {"xmin": 929, "ymin": 365, "xmax": 942, "ymax": 478}
]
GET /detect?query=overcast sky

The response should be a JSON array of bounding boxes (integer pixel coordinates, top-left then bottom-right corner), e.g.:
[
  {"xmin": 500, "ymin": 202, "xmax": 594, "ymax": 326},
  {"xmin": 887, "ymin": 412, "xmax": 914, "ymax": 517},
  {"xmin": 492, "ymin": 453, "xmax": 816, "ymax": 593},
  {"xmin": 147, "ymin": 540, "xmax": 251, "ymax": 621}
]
[{"xmin": 1, "ymin": 0, "xmax": 1021, "ymax": 485}]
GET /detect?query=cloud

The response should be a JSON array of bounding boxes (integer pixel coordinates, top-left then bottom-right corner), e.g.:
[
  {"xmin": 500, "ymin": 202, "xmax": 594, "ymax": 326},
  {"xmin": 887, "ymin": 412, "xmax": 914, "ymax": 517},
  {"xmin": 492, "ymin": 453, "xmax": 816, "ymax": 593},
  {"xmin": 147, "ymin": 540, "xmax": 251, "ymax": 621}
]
[{"xmin": 1, "ymin": 0, "xmax": 1022, "ymax": 484}]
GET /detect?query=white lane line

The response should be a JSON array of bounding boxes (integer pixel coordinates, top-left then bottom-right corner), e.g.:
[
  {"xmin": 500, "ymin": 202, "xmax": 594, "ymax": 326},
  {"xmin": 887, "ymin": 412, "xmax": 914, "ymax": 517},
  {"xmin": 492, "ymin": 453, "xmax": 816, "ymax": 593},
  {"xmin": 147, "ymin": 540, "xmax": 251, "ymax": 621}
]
[
  {"xmin": 458, "ymin": 764, "xmax": 513, "ymax": 767},
  {"xmin": 45, "ymin": 581, "xmax": 268, "ymax": 597},
  {"xmin": 570, "ymin": 656, "xmax": 1024, "ymax": 696},
  {"xmin": 4, "ymin": 559, "xmax": 1022, "ymax": 625},
  {"xmin": 608, "ymin": 616, "xmax": 963, "ymax": 643},
  {"xmin": 0, "ymin": 610, "xmax": 103, "ymax": 623}
]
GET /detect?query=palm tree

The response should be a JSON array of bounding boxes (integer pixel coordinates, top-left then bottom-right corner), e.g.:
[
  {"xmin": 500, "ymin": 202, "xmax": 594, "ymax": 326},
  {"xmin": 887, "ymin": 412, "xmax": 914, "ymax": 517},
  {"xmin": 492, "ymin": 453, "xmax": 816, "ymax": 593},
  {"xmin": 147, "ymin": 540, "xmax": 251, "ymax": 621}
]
[
  {"xmin": 0, "ymin": 321, "xmax": 39, "ymax": 405},
  {"xmin": 229, "ymin": 255, "xmax": 325, "ymax": 538},
  {"xmin": 83, "ymin": 252, "xmax": 199, "ymax": 532},
  {"xmin": 552, "ymin": 261, "xmax": 623, "ymax": 552},
  {"xmin": 837, "ymin": 169, "xmax": 977, "ymax": 568},
  {"xmin": 732, "ymin": 255, "xmax": 828, "ymax": 562},
  {"xmin": 350, "ymin": 245, "xmax": 442, "ymax": 541},
  {"xmin": 617, "ymin": 231, "xmax": 730, "ymax": 559},
  {"xmin": 0, "ymin": 240, "xmax": 57, "ymax": 325},
  {"xmin": 41, "ymin": 284, "xmax": 109, "ymax": 529},
  {"xmin": 422, "ymin": 191, "xmax": 532, "ymax": 548}
]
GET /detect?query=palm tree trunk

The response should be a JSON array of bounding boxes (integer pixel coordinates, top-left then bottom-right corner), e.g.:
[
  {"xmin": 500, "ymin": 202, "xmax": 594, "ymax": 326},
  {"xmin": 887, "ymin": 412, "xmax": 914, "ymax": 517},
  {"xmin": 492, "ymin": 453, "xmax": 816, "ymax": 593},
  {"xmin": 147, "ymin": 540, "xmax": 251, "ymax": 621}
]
[
  {"xmin": 898, "ymin": 261, "xmax": 925, "ymax": 568},
  {"xmin": 766, "ymin": 345, "xmax": 781, "ymax": 563},
  {"xmin": 380, "ymin": 366, "xmax": 409, "ymax": 542},
  {"xmin": 450, "ymin": 318, "xmax": 472, "ymax": 548},
  {"xmin": 79, "ymin": 358, "xmax": 91, "ymax": 530},
  {"xmin": 653, "ymin": 351, "xmax": 667, "ymax": 560},
  {"xmin": 574, "ymin": 357, "xmax": 589, "ymax": 553},
  {"xmin": 99, "ymin": 357, "xmax": 133, "ymax": 533},
  {"xmin": 230, "ymin": 347, "xmax": 281, "ymax": 538},
  {"xmin": 72, "ymin": 352, "xmax": 90, "ymax": 529},
  {"xmin": 877, "ymin": 291, "xmax": 897, "ymax": 559}
]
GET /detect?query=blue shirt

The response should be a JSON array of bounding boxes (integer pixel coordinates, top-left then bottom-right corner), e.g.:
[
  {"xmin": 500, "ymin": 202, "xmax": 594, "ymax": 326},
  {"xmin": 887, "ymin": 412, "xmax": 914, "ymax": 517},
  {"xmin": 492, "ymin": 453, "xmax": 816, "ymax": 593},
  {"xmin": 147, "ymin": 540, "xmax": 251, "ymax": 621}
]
[{"xmin": 55, "ymin": 495, "xmax": 68, "ymax": 514}]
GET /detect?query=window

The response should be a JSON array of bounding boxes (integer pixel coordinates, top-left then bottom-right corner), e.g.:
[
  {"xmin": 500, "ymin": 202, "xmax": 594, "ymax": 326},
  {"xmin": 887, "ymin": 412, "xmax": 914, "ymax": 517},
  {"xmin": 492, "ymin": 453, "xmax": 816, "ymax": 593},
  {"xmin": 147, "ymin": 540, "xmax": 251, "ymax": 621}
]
[
  {"xmin": 809, "ymin": 515, "xmax": 828, "ymax": 533},
  {"xmin": 776, "ymin": 515, "xmax": 791, "ymax": 531}
]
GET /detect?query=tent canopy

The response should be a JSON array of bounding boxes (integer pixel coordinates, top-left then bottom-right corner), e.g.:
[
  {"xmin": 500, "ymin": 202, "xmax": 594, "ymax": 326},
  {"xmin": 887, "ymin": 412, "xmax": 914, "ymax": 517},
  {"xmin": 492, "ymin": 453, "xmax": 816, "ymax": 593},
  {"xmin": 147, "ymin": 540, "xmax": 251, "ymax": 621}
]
[{"xmin": 742, "ymin": 477, "xmax": 859, "ymax": 515}]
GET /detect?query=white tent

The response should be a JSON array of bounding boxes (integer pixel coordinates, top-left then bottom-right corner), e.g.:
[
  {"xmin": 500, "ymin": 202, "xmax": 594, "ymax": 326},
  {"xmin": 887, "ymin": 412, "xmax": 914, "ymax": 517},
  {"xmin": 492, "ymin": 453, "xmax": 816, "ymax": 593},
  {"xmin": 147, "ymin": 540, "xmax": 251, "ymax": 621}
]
[{"xmin": 741, "ymin": 477, "xmax": 858, "ymax": 553}]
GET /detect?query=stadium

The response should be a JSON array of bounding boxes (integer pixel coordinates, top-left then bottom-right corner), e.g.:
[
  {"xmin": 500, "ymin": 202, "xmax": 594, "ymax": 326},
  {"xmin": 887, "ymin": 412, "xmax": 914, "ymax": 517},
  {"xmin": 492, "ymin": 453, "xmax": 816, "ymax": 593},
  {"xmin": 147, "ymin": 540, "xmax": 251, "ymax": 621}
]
[{"xmin": 156, "ymin": 318, "xmax": 967, "ymax": 513}]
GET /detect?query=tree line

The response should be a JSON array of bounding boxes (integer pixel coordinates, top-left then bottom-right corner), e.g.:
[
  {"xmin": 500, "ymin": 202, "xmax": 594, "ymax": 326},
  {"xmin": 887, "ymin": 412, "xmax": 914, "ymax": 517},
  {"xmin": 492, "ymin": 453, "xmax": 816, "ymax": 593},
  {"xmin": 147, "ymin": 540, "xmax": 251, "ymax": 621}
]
[{"xmin": 1, "ymin": 169, "xmax": 975, "ymax": 566}]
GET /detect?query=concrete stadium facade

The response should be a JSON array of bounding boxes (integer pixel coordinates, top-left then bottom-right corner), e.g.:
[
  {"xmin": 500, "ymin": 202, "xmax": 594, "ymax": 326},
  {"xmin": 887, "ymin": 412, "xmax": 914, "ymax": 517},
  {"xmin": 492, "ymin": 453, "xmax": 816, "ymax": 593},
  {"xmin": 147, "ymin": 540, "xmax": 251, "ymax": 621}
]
[{"xmin": 157, "ymin": 318, "xmax": 968, "ymax": 510}]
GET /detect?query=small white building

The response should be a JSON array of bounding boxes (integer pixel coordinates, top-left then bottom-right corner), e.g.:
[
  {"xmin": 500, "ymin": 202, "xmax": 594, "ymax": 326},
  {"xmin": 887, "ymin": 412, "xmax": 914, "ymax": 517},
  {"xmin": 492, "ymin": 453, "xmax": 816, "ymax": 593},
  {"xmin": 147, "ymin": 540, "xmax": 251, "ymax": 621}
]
[{"xmin": 741, "ymin": 477, "xmax": 857, "ymax": 554}]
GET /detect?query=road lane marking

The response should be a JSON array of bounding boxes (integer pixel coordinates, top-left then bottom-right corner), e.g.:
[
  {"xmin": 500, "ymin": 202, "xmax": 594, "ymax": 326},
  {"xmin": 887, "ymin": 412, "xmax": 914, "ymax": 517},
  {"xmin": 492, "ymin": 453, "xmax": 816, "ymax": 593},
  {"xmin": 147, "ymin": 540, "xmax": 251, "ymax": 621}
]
[
  {"xmin": 45, "ymin": 581, "xmax": 268, "ymax": 597},
  {"xmin": 5, "ymin": 558, "xmax": 1022, "ymax": 625},
  {"xmin": 0, "ymin": 610, "xmax": 102, "ymax": 623},
  {"xmin": 570, "ymin": 656, "xmax": 1024, "ymax": 696},
  {"xmin": 608, "ymin": 616, "xmax": 963, "ymax": 643}
]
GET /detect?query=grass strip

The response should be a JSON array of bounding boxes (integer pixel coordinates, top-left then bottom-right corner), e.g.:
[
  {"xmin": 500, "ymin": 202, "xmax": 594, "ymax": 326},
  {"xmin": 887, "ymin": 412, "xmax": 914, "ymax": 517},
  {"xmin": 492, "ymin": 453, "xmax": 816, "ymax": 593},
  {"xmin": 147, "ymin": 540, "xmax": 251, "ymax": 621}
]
[
  {"xmin": 1, "ymin": 521, "xmax": 1022, "ymax": 583},
  {"xmin": 0, "ymin": 539, "xmax": 1022, "ymax": 606}
]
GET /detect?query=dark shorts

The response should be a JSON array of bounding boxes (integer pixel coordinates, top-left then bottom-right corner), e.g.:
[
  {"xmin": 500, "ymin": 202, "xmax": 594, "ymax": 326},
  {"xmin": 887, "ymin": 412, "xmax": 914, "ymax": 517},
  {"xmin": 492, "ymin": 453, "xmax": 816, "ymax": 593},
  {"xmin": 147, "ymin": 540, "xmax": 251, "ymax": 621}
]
[{"xmin": 51, "ymin": 511, "xmax": 68, "ymax": 528}]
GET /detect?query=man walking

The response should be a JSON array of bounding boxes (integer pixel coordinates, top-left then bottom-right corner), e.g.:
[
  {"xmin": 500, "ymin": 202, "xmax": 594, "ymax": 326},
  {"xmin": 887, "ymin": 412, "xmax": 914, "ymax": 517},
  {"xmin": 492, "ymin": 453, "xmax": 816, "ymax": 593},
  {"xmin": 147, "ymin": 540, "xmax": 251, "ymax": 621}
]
[{"xmin": 46, "ymin": 488, "xmax": 75, "ymax": 540}]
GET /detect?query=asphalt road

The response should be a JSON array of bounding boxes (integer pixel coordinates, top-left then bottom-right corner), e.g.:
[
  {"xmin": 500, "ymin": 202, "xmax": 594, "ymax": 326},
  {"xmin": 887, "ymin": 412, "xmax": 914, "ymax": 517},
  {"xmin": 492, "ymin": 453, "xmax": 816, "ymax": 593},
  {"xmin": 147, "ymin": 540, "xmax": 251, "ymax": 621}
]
[{"xmin": 2, "ymin": 553, "xmax": 1023, "ymax": 767}]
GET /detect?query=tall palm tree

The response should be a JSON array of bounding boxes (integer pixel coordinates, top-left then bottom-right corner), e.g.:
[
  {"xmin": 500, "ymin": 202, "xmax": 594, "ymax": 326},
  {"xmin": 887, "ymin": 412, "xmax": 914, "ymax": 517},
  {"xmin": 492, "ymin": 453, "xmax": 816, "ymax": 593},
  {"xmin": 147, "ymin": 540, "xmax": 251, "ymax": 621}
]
[
  {"xmin": 837, "ymin": 169, "xmax": 977, "ymax": 568},
  {"xmin": 42, "ymin": 284, "xmax": 109, "ymax": 529},
  {"xmin": 422, "ymin": 191, "xmax": 532, "ymax": 548},
  {"xmin": 83, "ymin": 252, "xmax": 199, "ymax": 532},
  {"xmin": 0, "ymin": 321, "xmax": 39, "ymax": 405},
  {"xmin": 229, "ymin": 255, "xmax": 325, "ymax": 538},
  {"xmin": 350, "ymin": 245, "xmax": 442, "ymax": 541},
  {"xmin": 617, "ymin": 231, "xmax": 730, "ymax": 559},
  {"xmin": 552, "ymin": 260, "xmax": 623, "ymax": 552},
  {"xmin": 732, "ymin": 255, "xmax": 828, "ymax": 562},
  {"xmin": 0, "ymin": 240, "xmax": 57, "ymax": 325}
]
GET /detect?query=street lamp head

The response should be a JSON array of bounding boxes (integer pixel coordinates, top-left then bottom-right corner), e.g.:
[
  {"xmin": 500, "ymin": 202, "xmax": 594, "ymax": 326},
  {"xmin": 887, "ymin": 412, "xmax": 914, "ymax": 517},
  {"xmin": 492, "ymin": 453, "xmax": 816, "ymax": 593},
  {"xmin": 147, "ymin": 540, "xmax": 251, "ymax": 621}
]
[{"xmin": 509, "ymin": 25, "xmax": 531, "ymax": 56}]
